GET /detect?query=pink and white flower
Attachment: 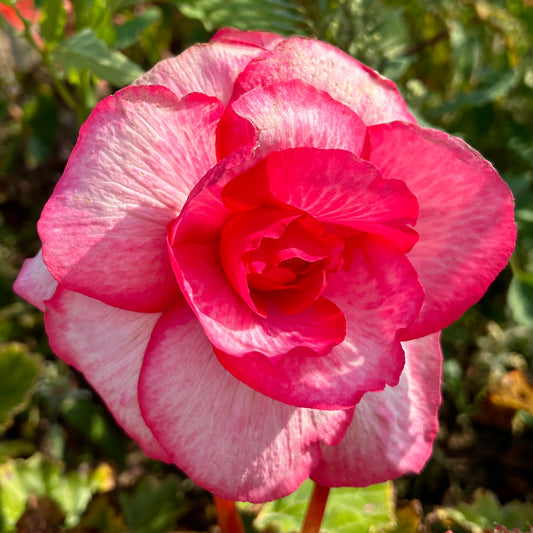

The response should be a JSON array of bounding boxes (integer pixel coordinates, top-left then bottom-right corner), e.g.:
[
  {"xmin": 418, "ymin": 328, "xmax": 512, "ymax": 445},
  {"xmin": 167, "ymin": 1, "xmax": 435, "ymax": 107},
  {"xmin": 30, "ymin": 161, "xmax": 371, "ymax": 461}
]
[{"xmin": 14, "ymin": 28, "xmax": 516, "ymax": 502}]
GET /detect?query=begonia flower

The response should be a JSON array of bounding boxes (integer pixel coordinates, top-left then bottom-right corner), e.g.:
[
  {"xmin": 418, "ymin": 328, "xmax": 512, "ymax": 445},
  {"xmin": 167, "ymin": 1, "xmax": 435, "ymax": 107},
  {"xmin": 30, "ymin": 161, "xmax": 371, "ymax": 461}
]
[{"xmin": 14, "ymin": 28, "xmax": 516, "ymax": 502}]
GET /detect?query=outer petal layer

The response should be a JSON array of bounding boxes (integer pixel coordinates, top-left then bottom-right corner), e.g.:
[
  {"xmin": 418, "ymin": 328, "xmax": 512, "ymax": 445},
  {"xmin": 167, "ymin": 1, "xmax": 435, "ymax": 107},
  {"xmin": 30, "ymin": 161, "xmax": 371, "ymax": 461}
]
[
  {"xmin": 138, "ymin": 299, "xmax": 353, "ymax": 502},
  {"xmin": 44, "ymin": 287, "xmax": 169, "ymax": 461},
  {"xmin": 233, "ymin": 37, "xmax": 415, "ymax": 125},
  {"xmin": 14, "ymin": 249, "xmax": 57, "ymax": 311},
  {"xmin": 134, "ymin": 40, "xmax": 267, "ymax": 105},
  {"xmin": 211, "ymin": 28, "xmax": 284, "ymax": 50},
  {"xmin": 367, "ymin": 122, "xmax": 516, "ymax": 339},
  {"xmin": 217, "ymin": 80, "xmax": 367, "ymax": 159},
  {"xmin": 38, "ymin": 87, "xmax": 224, "ymax": 313},
  {"xmin": 311, "ymin": 333, "xmax": 442, "ymax": 487}
]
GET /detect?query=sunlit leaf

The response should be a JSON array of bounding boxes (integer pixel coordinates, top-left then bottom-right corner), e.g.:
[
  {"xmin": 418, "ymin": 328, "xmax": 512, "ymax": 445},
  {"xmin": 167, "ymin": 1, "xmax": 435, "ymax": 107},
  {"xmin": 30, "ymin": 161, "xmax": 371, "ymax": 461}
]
[
  {"xmin": 113, "ymin": 6, "xmax": 161, "ymax": 49},
  {"xmin": 0, "ymin": 454, "xmax": 115, "ymax": 531},
  {"xmin": 431, "ymin": 488, "xmax": 533, "ymax": 532},
  {"xmin": 40, "ymin": 0, "xmax": 66, "ymax": 44},
  {"xmin": 242, "ymin": 480, "xmax": 396, "ymax": 533},
  {"xmin": 51, "ymin": 28, "xmax": 144, "ymax": 86},
  {"xmin": 88, "ymin": 0, "xmax": 116, "ymax": 43},
  {"xmin": 392, "ymin": 500, "xmax": 423, "ymax": 533},
  {"xmin": 489, "ymin": 370, "xmax": 533, "ymax": 416},
  {"xmin": 174, "ymin": 0, "xmax": 311, "ymax": 34}
]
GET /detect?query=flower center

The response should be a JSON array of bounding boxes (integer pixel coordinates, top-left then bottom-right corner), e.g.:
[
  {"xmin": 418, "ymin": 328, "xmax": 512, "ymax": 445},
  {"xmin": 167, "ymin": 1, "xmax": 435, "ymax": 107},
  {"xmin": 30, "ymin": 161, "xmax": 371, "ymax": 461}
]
[{"xmin": 220, "ymin": 207, "xmax": 344, "ymax": 317}]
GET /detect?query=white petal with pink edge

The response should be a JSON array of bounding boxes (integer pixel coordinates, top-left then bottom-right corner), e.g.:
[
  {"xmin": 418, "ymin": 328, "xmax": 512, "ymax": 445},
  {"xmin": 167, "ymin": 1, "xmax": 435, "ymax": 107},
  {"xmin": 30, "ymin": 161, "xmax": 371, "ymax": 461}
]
[
  {"xmin": 13, "ymin": 249, "xmax": 58, "ymax": 311},
  {"xmin": 44, "ymin": 287, "xmax": 169, "ymax": 462},
  {"xmin": 311, "ymin": 333, "xmax": 442, "ymax": 487},
  {"xmin": 232, "ymin": 37, "xmax": 416, "ymax": 125},
  {"xmin": 138, "ymin": 299, "xmax": 353, "ymax": 502},
  {"xmin": 38, "ymin": 87, "xmax": 224, "ymax": 313},
  {"xmin": 134, "ymin": 40, "xmax": 267, "ymax": 105},
  {"xmin": 367, "ymin": 122, "xmax": 516, "ymax": 339}
]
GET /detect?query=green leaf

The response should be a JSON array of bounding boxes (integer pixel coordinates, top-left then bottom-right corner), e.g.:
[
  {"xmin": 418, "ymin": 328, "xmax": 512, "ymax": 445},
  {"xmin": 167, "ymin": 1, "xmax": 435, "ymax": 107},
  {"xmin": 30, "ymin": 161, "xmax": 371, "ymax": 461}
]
[
  {"xmin": 88, "ymin": 0, "xmax": 116, "ymax": 44},
  {"xmin": 432, "ymin": 488, "xmax": 533, "ymax": 532},
  {"xmin": 506, "ymin": 172, "xmax": 533, "ymax": 223},
  {"xmin": 77, "ymin": 493, "xmax": 127, "ymax": 532},
  {"xmin": 0, "ymin": 454, "xmax": 110, "ymax": 530},
  {"xmin": 241, "ymin": 480, "xmax": 395, "ymax": 533},
  {"xmin": 119, "ymin": 476, "xmax": 184, "ymax": 533},
  {"xmin": 51, "ymin": 28, "xmax": 144, "ymax": 86},
  {"xmin": 22, "ymin": 93, "xmax": 59, "ymax": 169},
  {"xmin": 0, "ymin": 440, "xmax": 36, "ymax": 462},
  {"xmin": 174, "ymin": 0, "xmax": 312, "ymax": 34},
  {"xmin": 113, "ymin": 6, "xmax": 161, "ymax": 49},
  {"xmin": 60, "ymin": 396, "xmax": 127, "ymax": 464},
  {"xmin": 0, "ymin": 343, "xmax": 41, "ymax": 433},
  {"xmin": 507, "ymin": 276, "xmax": 533, "ymax": 326},
  {"xmin": 40, "ymin": 0, "xmax": 66, "ymax": 44},
  {"xmin": 429, "ymin": 69, "xmax": 521, "ymax": 116}
]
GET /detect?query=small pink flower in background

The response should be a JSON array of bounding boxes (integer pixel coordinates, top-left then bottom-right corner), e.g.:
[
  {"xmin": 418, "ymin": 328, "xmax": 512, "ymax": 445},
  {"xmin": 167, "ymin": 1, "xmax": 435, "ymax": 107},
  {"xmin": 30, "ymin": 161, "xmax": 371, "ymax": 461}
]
[
  {"xmin": 1, "ymin": 0, "xmax": 43, "ymax": 48},
  {"xmin": 1, "ymin": 0, "xmax": 38, "ymax": 31},
  {"xmin": 14, "ymin": 28, "xmax": 516, "ymax": 502}
]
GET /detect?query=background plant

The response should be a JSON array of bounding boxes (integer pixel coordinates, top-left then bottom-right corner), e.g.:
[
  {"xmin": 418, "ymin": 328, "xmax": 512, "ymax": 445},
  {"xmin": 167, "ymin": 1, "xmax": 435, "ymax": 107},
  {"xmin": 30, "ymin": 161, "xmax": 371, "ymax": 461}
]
[{"xmin": 1, "ymin": 0, "xmax": 532, "ymax": 531}]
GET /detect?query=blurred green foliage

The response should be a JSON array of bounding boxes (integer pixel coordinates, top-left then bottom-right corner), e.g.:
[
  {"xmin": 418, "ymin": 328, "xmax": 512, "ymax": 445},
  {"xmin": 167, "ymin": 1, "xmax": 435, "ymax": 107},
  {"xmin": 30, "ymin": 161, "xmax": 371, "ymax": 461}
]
[
  {"xmin": 1, "ymin": 0, "xmax": 532, "ymax": 531},
  {"xmin": 239, "ymin": 480, "xmax": 396, "ymax": 532}
]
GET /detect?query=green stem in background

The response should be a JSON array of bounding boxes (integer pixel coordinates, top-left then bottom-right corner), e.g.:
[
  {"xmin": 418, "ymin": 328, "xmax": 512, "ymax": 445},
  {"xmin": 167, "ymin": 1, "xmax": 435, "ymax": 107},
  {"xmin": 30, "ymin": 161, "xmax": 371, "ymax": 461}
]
[
  {"xmin": 213, "ymin": 495, "xmax": 245, "ymax": 533},
  {"xmin": 45, "ymin": 60, "xmax": 79, "ymax": 112},
  {"xmin": 301, "ymin": 483, "xmax": 330, "ymax": 533},
  {"xmin": 10, "ymin": 3, "xmax": 78, "ymax": 112}
]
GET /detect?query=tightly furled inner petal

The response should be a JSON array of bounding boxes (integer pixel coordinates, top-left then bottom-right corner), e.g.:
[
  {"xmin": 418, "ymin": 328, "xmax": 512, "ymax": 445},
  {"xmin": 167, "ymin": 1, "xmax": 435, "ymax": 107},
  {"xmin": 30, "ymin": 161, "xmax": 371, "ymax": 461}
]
[{"xmin": 220, "ymin": 207, "xmax": 345, "ymax": 316}]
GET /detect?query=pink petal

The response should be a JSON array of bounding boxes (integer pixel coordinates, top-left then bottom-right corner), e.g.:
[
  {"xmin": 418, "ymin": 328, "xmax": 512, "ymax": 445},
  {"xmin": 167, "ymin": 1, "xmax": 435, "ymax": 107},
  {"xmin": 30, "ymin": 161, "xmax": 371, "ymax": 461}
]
[
  {"xmin": 219, "ymin": 206, "xmax": 302, "ymax": 315},
  {"xmin": 211, "ymin": 27, "xmax": 285, "ymax": 50},
  {"xmin": 134, "ymin": 40, "xmax": 267, "ymax": 105},
  {"xmin": 13, "ymin": 249, "xmax": 57, "ymax": 311},
  {"xmin": 44, "ymin": 287, "xmax": 169, "ymax": 461},
  {"xmin": 233, "ymin": 37, "xmax": 415, "ymax": 125},
  {"xmin": 216, "ymin": 235, "xmax": 424, "ymax": 409},
  {"xmin": 367, "ymin": 122, "xmax": 516, "ymax": 339},
  {"xmin": 138, "ymin": 299, "xmax": 353, "ymax": 502},
  {"xmin": 167, "ymin": 153, "xmax": 346, "ymax": 362},
  {"xmin": 38, "ymin": 87, "xmax": 224, "ymax": 313},
  {"xmin": 169, "ymin": 233, "xmax": 346, "ymax": 362},
  {"xmin": 311, "ymin": 333, "xmax": 442, "ymax": 487},
  {"xmin": 222, "ymin": 148, "xmax": 419, "ymax": 252},
  {"xmin": 217, "ymin": 80, "xmax": 367, "ymax": 159}
]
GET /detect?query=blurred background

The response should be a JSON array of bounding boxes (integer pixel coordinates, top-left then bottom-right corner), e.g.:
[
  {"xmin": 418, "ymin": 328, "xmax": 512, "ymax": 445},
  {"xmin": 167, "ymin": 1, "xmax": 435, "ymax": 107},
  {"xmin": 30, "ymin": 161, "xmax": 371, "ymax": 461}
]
[{"xmin": 1, "ymin": 0, "xmax": 532, "ymax": 531}]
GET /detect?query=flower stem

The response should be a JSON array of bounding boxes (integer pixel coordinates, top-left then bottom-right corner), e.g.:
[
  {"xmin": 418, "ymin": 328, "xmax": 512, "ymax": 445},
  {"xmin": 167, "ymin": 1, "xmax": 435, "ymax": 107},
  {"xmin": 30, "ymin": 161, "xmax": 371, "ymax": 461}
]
[
  {"xmin": 213, "ymin": 496, "xmax": 245, "ymax": 533},
  {"xmin": 302, "ymin": 483, "xmax": 330, "ymax": 533}
]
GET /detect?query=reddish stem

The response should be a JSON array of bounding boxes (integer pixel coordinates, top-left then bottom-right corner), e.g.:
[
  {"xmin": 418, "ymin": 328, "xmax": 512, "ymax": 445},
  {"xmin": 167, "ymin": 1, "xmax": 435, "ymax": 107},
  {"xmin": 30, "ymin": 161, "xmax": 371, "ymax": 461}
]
[
  {"xmin": 213, "ymin": 495, "xmax": 245, "ymax": 533},
  {"xmin": 301, "ymin": 483, "xmax": 330, "ymax": 533}
]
